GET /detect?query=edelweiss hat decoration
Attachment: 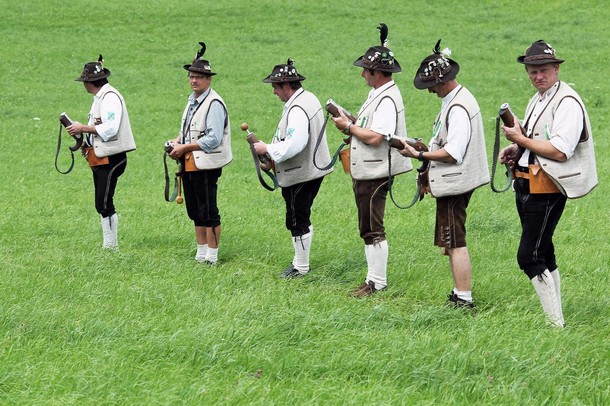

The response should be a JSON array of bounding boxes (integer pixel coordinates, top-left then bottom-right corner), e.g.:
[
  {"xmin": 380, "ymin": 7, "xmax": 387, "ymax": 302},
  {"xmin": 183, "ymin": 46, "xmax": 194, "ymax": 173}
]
[
  {"xmin": 183, "ymin": 41, "xmax": 217, "ymax": 75},
  {"xmin": 517, "ymin": 40, "xmax": 564, "ymax": 65},
  {"xmin": 262, "ymin": 58, "xmax": 306, "ymax": 83},
  {"xmin": 413, "ymin": 39, "xmax": 460, "ymax": 90},
  {"xmin": 353, "ymin": 23, "xmax": 401, "ymax": 73},
  {"xmin": 75, "ymin": 54, "xmax": 111, "ymax": 82}
]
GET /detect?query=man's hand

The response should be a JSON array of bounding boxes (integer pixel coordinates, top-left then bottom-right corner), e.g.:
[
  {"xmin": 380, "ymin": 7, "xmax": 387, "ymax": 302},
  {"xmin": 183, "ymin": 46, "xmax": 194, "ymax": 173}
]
[
  {"xmin": 502, "ymin": 117, "xmax": 526, "ymax": 144},
  {"xmin": 253, "ymin": 141, "xmax": 268, "ymax": 155},
  {"xmin": 398, "ymin": 144, "xmax": 418, "ymax": 158},
  {"xmin": 499, "ymin": 143, "xmax": 519, "ymax": 169},
  {"xmin": 331, "ymin": 109, "xmax": 350, "ymax": 133},
  {"xmin": 66, "ymin": 122, "xmax": 85, "ymax": 136},
  {"xmin": 169, "ymin": 142, "xmax": 189, "ymax": 159}
]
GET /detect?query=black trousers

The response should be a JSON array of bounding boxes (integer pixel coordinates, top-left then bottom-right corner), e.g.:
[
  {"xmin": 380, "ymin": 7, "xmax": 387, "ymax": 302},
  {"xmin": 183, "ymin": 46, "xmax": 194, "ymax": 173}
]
[
  {"xmin": 281, "ymin": 177, "xmax": 324, "ymax": 237},
  {"xmin": 91, "ymin": 152, "xmax": 127, "ymax": 218},
  {"xmin": 182, "ymin": 168, "xmax": 222, "ymax": 228},
  {"xmin": 514, "ymin": 178, "xmax": 567, "ymax": 279}
]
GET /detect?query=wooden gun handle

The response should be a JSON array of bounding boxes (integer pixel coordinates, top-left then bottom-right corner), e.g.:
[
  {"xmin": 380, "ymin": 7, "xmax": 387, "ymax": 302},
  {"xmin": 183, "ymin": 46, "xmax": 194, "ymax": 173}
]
[
  {"xmin": 59, "ymin": 112, "xmax": 73, "ymax": 128},
  {"xmin": 60, "ymin": 112, "xmax": 83, "ymax": 151},
  {"xmin": 387, "ymin": 136, "xmax": 428, "ymax": 152},
  {"xmin": 417, "ymin": 160, "xmax": 430, "ymax": 200},
  {"xmin": 241, "ymin": 123, "xmax": 273, "ymax": 171},
  {"xmin": 176, "ymin": 174, "xmax": 184, "ymax": 204},
  {"xmin": 498, "ymin": 103, "xmax": 515, "ymax": 127},
  {"xmin": 325, "ymin": 99, "xmax": 357, "ymax": 124},
  {"xmin": 498, "ymin": 103, "xmax": 526, "ymax": 134},
  {"xmin": 405, "ymin": 139, "xmax": 428, "ymax": 152},
  {"xmin": 69, "ymin": 135, "xmax": 83, "ymax": 152}
]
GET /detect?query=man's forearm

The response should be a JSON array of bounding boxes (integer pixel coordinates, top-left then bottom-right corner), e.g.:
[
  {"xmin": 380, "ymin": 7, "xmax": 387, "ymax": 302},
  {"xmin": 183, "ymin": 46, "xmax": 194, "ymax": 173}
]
[{"xmin": 518, "ymin": 137, "xmax": 567, "ymax": 162}]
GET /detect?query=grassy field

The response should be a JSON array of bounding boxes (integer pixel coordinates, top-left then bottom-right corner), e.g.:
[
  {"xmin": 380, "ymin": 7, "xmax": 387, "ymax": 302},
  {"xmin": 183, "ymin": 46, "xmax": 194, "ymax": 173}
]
[{"xmin": 1, "ymin": 0, "xmax": 609, "ymax": 404}]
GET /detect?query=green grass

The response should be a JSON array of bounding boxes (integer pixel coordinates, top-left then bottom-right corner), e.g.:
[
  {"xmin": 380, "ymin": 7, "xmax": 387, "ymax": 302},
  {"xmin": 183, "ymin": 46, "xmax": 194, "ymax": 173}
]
[{"xmin": 1, "ymin": 0, "xmax": 609, "ymax": 404}]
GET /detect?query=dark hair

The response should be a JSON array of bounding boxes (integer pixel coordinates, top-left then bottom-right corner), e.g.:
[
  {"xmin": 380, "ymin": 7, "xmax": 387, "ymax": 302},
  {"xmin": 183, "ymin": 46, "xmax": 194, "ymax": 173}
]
[
  {"xmin": 524, "ymin": 62, "xmax": 560, "ymax": 72},
  {"xmin": 367, "ymin": 68, "xmax": 391, "ymax": 78},
  {"xmin": 288, "ymin": 81, "xmax": 303, "ymax": 90},
  {"xmin": 90, "ymin": 78, "xmax": 109, "ymax": 87},
  {"xmin": 187, "ymin": 72, "xmax": 212, "ymax": 78}
]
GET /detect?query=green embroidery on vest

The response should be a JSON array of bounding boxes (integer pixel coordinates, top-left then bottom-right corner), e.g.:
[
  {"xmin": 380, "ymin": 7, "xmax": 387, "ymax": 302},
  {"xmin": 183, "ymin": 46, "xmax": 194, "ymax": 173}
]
[{"xmin": 432, "ymin": 120, "xmax": 442, "ymax": 138}]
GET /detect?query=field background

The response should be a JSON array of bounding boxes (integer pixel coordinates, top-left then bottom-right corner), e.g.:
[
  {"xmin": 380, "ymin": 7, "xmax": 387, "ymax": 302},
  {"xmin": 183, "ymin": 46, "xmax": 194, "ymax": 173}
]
[{"xmin": 1, "ymin": 0, "xmax": 609, "ymax": 404}]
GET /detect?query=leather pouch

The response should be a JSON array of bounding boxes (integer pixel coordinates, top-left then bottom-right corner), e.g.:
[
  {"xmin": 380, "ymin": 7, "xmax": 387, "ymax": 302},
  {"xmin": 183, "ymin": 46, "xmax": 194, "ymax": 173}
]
[
  {"xmin": 528, "ymin": 164, "xmax": 560, "ymax": 194},
  {"xmin": 339, "ymin": 148, "xmax": 351, "ymax": 174},
  {"xmin": 184, "ymin": 152, "xmax": 199, "ymax": 172},
  {"xmin": 84, "ymin": 147, "xmax": 109, "ymax": 167}
]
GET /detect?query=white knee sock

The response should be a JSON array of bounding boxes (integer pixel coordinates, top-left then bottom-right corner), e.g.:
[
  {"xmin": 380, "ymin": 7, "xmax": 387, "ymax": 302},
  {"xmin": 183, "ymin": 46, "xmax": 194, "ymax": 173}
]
[
  {"xmin": 292, "ymin": 226, "xmax": 312, "ymax": 274},
  {"xmin": 531, "ymin": 269, "xmax": 564, "ymax": 327},
  {"xmin": 195, "ymin": 244, "xmax": 208, "ymax": 262},
  {"xmin": 100, "ymin": 215, "xmax": 110, "ymax": 248},
  {"xmin": 205, "ymin": 247, "xmax": 218, "ymax": 264},
  {"xmin": 110, "ymin": 213, "xmax": 118, "ymax": 249},
  {"xmin": 101, "ymin": 214, "xmax": 118, "ymax": 250},
  {"xmin": 365, "ymin": 240, "xmax": 388, "ymax": 290},
  {"xmin": 549, "ymin": 268, "xmax": 564, "ymax": 325}
]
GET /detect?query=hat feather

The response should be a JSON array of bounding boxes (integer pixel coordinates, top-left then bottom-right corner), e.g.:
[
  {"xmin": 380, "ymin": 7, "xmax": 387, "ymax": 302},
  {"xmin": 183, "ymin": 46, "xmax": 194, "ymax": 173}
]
[
  {"xmin": 433, "ymin": 39, "xmax": 441, "ymax": 54},
  {"xmin": 196, "ymin": 42, "xmax": 206, "ymax": 60},
  {"xmin": 378, "ymin": 23, "xmax": 388, "ymax": 47}
]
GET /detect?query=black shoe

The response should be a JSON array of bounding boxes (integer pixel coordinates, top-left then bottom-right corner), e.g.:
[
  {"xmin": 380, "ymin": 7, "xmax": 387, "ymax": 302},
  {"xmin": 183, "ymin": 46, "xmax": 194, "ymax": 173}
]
[
  {"xmin": 350, "ymin": 282, "xmax": 369, "ymax": 296},
  {"xmin": 279, "ymin": 264, "xmax": 306, "ymax": 279},
  {"xmin": 352, "ymin": 280, "xmax": 386, "ymax": 298},
  {"xmin": 447, "ymin": 292, "xmax": 475, "ymax": 309}
]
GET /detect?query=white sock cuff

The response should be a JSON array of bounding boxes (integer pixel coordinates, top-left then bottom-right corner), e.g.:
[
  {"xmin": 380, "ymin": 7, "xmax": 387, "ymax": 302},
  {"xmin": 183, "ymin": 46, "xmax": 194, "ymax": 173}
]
[
  {"xmin": 205, "ymin": 247, "xmax": 219, "ymax": 261},
  {"xmin": 365, "ymin": 241, "xmax": 388, "ymax": 289},
  {"xmin": 455, "ymin": 290, "xmax": 473, "ymax": 302}
]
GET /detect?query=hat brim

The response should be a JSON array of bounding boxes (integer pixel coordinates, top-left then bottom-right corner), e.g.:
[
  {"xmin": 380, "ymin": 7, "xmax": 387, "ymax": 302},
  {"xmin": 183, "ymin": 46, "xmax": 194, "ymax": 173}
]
[
  {"xmin": 517, "ymin": 56, "xmax": 564, "ymax": 65},
  {"xmin": 353, "ymin": 57, "xmax": 402, "ymax": 73},
  {"xmin": 74, "ymin": 68, "xmax": 111, "ymax": 82},
  {"xmin": 413, "ymin": 60, "xmax": 460, "ymax": 90},
  {"xmin": 262, "ymin": 74, "xmax": 306, "ymax": 83},
  {"xmin": 183, "ymin": 65, "xmax": 217, "ymax": 76}
]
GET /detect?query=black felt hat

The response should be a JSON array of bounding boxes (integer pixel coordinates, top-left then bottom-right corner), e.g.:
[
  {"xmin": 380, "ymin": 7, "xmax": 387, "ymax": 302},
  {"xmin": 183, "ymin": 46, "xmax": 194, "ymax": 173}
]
[
  {"xmin": 75, "ymin": 54, "xmax": 111, "ymax": 82},
  {"xmin": 183, "ymin": 42, "xmax": 217, "ymax": 75},
  {"xmin": 262, "ymin": 58, "xmax": 306, "ymax": 83},
  {"xmin": 353, "ymin": 23, "xmax": 401, "ymax": 73},
  {"xmin": 517, "ymin": 40, "xmax": 564, "ymax": 65},
  {"xmin": 413, "ymin": 40, "xmax": 460, "ymax": 90}
]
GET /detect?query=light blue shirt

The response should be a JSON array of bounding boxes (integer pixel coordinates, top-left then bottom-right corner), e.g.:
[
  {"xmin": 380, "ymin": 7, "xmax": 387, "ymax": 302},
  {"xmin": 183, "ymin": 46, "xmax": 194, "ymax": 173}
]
[{"xmin": 185, "ymin": 88, "xmax": 226, "ymax": 153}]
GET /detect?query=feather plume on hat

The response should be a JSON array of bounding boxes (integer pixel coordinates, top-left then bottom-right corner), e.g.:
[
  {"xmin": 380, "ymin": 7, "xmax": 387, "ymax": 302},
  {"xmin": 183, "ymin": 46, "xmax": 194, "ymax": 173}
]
[
  {"xmin": 353, "ymin": 22, "xmax": 401, "ymax": 73},
  {"xmin": 262, "ymin": 57, "xmax": 306, "ymax": 83},
  {"xmin": 378, "ymin": 23, "xmax": 388, "ymax": 47},
  {"xmin": 74, "ymin": 53, "xmax": 111, "ymax": 82},
  {"xmin": 183, "ymin": 41, "xmax": 217, "ymax": 75},
  {"xmin": 413, "ymin": 39, "xmax": 460, "ymax": 89},
  {"xmin": 196, "ymin": 42, "xmax": 206, "ymax": 60}
]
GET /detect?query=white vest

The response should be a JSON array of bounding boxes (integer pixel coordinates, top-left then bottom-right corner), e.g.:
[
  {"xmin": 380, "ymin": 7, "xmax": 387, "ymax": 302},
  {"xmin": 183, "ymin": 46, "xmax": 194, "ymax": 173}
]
[
  {"xmin": 524, "ymin": 81, "xmax": 597, "ymax": 198},
  {"xmin": 428, "ymin": 86, "xmax": 490, "ymax": 198},
  {"xmin": 273, "ymin": 89, "xmax": 333, "ymax": 187},
  {"xmin": 90, "ymin": 85, "xmax": 136, "ymax": 158},
  {"xmin": 180, "ymin": 89, "xmax": 232, "ymax": 170},
  {"xmin": 350, "ymin": 83, "xmax": 412, "ymax": 180}
]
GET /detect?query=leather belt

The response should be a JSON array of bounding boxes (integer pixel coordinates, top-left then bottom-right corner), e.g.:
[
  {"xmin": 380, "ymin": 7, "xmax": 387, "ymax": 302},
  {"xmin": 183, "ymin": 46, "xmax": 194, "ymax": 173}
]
[
  {"xmin": 514, "ymin": 171, "xmax": 529, "ymax": 180},
  {"xmin": 513, "ymin": 166, "xmax": 529, "ymax": 180}
]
